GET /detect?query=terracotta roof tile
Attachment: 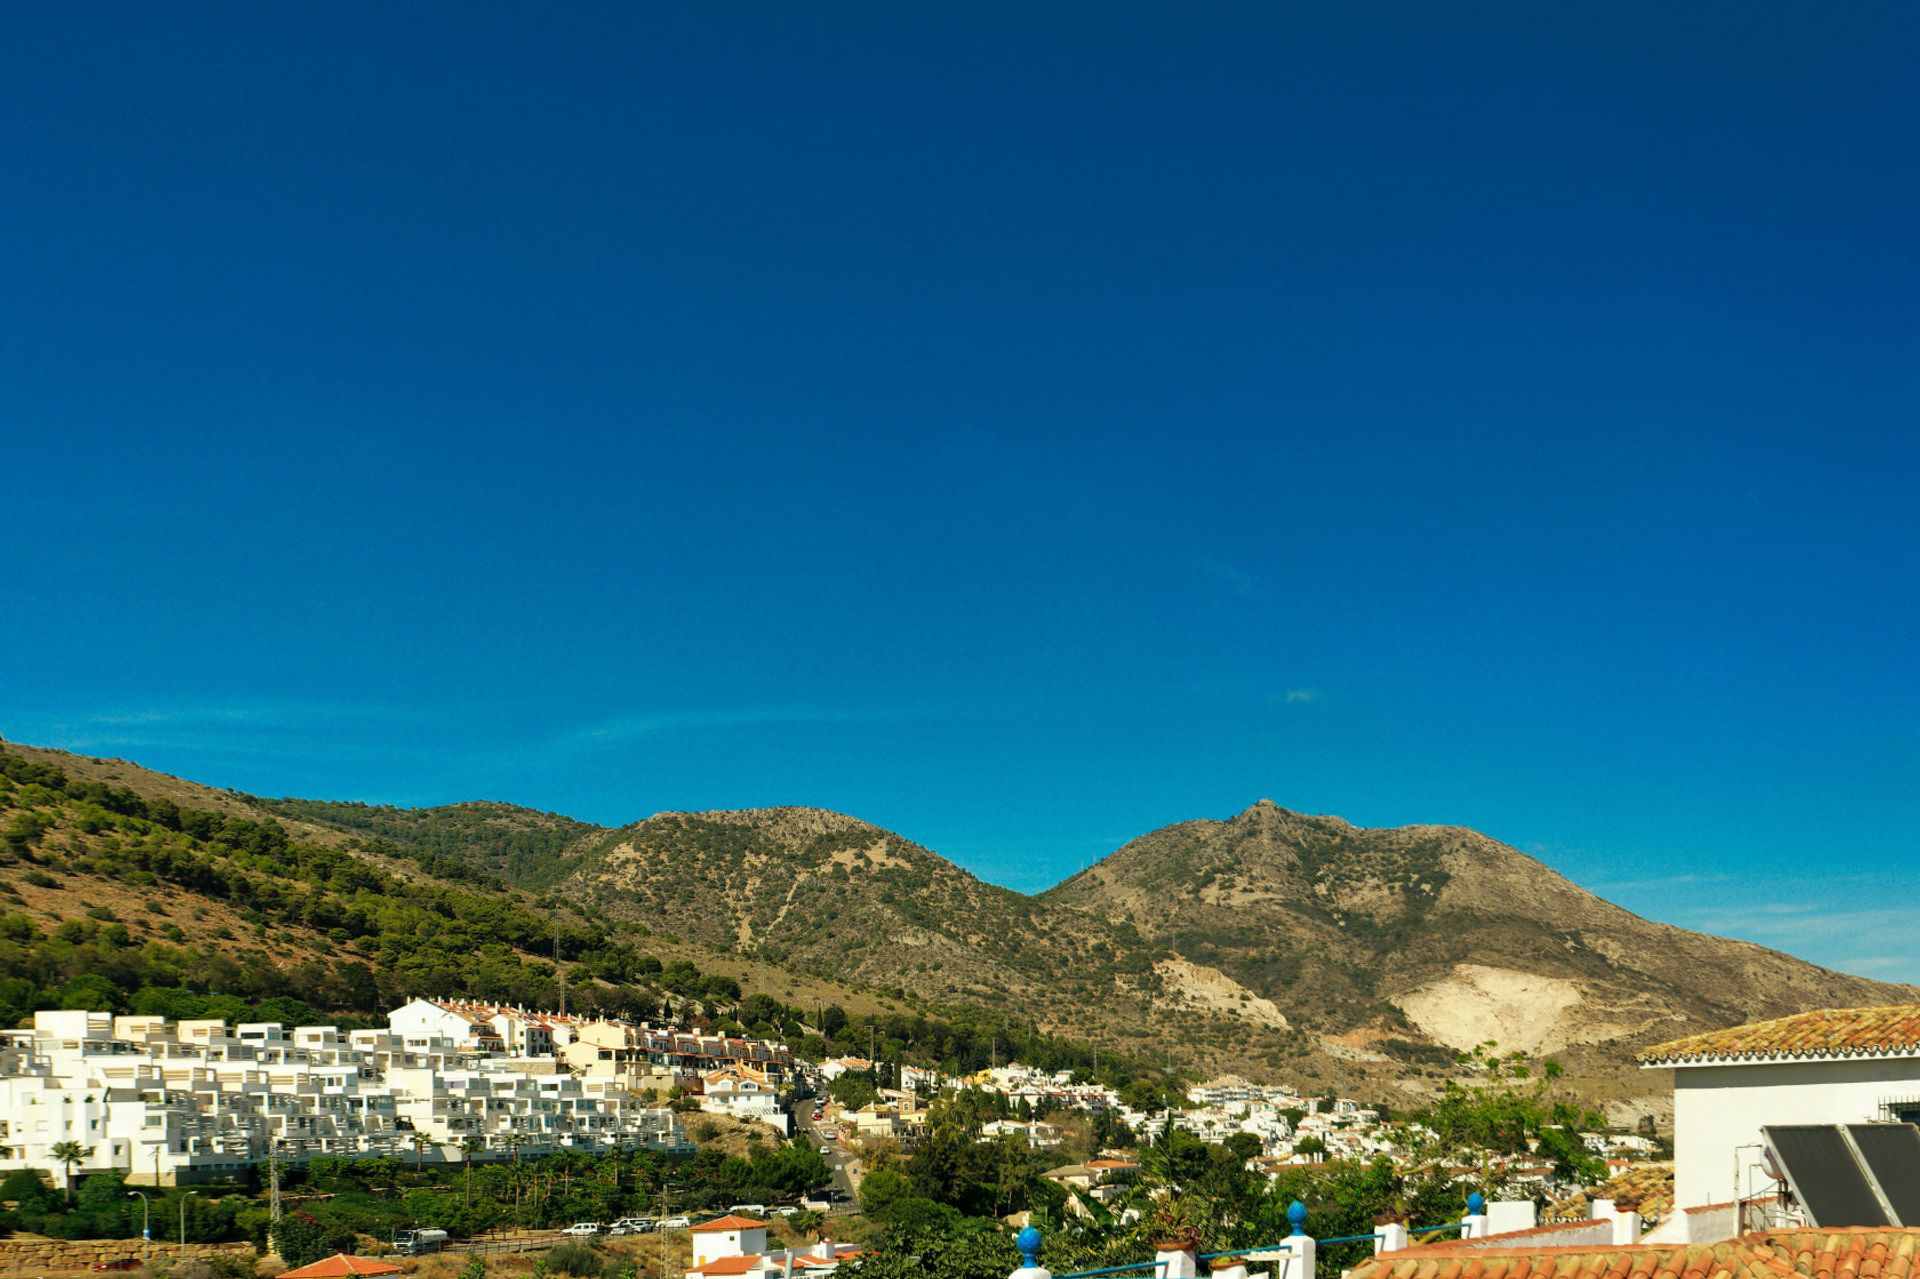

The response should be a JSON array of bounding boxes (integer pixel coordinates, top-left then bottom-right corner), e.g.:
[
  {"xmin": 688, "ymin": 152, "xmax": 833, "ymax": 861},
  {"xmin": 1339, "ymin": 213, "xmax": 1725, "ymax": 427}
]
[
  {"xmin": 1353, "ymin": 1231, "xmax": 1920, "ymax": 1279},
  {"xmin": 691, "ymin": 1215, "xmax": 770, "ymax": 1232},
  {"xmin": 1640, "ymin": 1008, "xmax": 1920, "ymax": 1066}
]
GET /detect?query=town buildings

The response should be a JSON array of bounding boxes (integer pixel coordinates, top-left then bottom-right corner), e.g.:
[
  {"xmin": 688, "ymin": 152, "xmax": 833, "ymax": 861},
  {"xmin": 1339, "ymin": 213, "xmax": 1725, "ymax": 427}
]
[{"xmin": 0, "ymin": 1007, "xmax": 730, "ymax": 1186}]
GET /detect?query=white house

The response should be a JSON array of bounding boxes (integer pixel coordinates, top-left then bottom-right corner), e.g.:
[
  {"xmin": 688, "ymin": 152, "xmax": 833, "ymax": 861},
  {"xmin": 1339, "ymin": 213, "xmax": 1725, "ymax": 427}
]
[
  {"xmin": 1641, "ymin": 1004, "xmax": 1920, "ymax": 1211},
  {"xmin": 689, "ymin": 1215, "xmax": 770, "ymax": 1266},
  {"xmin": 700, "ymin": 1066, "xmax": 788, "ymax": 1134}
]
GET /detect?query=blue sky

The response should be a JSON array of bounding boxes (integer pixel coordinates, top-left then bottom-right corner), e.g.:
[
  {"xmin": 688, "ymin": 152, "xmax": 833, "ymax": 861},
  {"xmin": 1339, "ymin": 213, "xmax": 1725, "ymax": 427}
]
[{"xmin": 2, "ymin": 5, "xmax": 1916, "ymax": 979}]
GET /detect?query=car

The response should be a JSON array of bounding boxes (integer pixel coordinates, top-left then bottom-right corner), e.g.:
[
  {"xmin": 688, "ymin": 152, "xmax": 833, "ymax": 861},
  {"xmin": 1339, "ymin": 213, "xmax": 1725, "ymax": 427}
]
[
  {"xmin": 92, "ymin": 1261, "xmax": 139, "ymax": 1272},
  {"xmin": 658, "ymin": 1216, "xmax": 692, "ymax": 1231},
  {"xmin": 562, "ymin": 1222, "xmax": 604, "ymax": 1237},
  {"xmin": 772, "ymin": 1206, "xmax": 800, "ymax": 1217},
  {"xmin": 728, "ymin": 1204, "xmax": 767, "ymax": 1216},
  {"xmin": 609, "ymin": 1218, "xmax": 654, "ymax": 1235},
  {"xmin": 819, "ymin": 1145, "xmax": 833, "ymax": 1156}
]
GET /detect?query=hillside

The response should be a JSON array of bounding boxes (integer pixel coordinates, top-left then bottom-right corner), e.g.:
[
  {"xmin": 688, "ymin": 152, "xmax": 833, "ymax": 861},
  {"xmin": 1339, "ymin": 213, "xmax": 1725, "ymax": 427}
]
[
  {"xmin": 1041, "ymin": 800, "xmax": 1914, "ymax": 1089},
  {"xmin": 0, "ymin": 738, "xmax": 1139, "ymax": 1096},
  {"xmin": 546, "ymin": 806, "xmax": 1913, "ymax": 1109},
  {"xmin": 4, "ymin": 733, "xmax": 1910, "ymax": 1114}
]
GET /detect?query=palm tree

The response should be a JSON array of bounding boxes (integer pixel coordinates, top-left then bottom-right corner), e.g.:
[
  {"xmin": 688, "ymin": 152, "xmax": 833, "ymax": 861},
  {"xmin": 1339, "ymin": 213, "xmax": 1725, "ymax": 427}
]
[
  {"xmin": 462, "ymin": 1135, "xmax": 484, "ymax": 1209},
  {"xmin": 411, "ymin": 1130, "xmax": 430, "ymax": 1174},
  {"xmin": 49, "ymin": 1141, "xmax": 89, "ymax": 1205}
]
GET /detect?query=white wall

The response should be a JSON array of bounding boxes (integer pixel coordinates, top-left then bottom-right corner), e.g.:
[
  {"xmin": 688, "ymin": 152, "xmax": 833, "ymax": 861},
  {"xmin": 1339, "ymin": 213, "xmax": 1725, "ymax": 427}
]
[
  {"xmin": 692, "ymin": 1227, "xmax": 767, "ymax": 1265},
  {"xmin": 1667, "ymin": 1055, "xmax": 1920, "ymax": 1210}
]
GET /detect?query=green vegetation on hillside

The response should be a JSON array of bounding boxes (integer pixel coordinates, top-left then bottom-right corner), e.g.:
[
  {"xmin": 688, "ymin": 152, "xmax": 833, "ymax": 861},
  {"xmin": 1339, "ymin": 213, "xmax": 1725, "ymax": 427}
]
[
  {"xmin": 0, "ymin": 746, "xmax": 1184, "ymax": 1103},
  {"xmin": 0, "ymin": 746, "xmax": 730, "ymax": 1025},
  {"xmin": 258, "ymin": 797, "xmax": 602, "ymax": 890}
]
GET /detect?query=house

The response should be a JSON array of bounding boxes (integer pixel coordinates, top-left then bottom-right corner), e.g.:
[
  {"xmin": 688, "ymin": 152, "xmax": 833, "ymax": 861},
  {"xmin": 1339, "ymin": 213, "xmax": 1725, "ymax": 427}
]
[
  {"xmin": 561, "ymin": 1022, "xmax": 678, "ymax": 1095},
  {"xmin": 699, "ymin": 1066, "xmax": 788, "ymax": 1134},
  {"xmin": 689, "ymin": 1215, "xmax": 769, "ymax": 1267},
  {"xmin": 683, "ymin": 1217, "xmax": 859, "ymax": 1279},
  {"xmin": 1640, "ymin": 1005, "xmax": 1920, "ymax": 1211},
  {"xmin": 817, "ymin": 1057, "xmax": 873, "ymax": 1082}
]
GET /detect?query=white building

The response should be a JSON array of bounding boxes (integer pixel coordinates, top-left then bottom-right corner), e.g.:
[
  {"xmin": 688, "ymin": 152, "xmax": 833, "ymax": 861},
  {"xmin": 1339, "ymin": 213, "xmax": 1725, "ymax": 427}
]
[
  {"xmin": 690, "ymin": 1214, "xmax": 771, "ymax": 1266},
  {"xmin": 0, "ymin": 1009, "xmax": 688, "ymax": 1187},
  {"xmin": 1642, "ymin": 1004, "xmax": 1920, "ymax": 1212},
  {"xmin": 699, "ymin": 1066, "xmax": 789, "ymax": 1134},
  {"xmin": 684, "ymin": 1214, "xmax": 860, "ymax": 1279}
]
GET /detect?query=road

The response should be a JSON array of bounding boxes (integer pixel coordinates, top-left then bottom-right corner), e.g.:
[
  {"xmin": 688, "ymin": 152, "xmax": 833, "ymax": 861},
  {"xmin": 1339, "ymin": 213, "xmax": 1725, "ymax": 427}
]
[{"xmin": 794, "ymin": 1107, "xmax": 861, "ymax": 1214}]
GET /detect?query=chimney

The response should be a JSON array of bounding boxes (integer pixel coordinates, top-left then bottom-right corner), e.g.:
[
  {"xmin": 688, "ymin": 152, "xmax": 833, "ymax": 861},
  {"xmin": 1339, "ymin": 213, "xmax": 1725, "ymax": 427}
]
[{"xmin": 1610, "ymin": 1196, "xmax": 1641, "ymax": 1245}]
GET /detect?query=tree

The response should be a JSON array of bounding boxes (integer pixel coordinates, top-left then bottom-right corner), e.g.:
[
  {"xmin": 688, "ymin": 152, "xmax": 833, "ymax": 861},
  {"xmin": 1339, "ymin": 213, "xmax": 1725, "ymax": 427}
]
[
  {"xmin": 273, "ymin": 1213, "xmax": 349, "ymax": 1268},
  {"xmin": 48, "ymin": 1141, "xmax": 89, "ymax": 1205}
]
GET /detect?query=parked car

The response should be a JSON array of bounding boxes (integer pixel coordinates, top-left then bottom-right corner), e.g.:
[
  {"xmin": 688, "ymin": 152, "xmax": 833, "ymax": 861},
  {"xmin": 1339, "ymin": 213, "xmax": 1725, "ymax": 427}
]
[
  {"xmin": 609, "ymin": 1217, "xmax": 654, "ymax": 1235},
  {"xmin": 562, "ymin": 1222, "xmax": 604, "ymax": 1237},
  {"xmin": 728, "ymin": 1204, "xmax": 767, "ymax": 1216},
  {"xmin": 92, "ymin": 1261, "xmax": 139, "ymax": 1272},
  {"xmin": 659, "ymin": 1216, "xmax": 692, "ymax": 1230},
  {"xmin": 772, "ymin": 1206, "xmax": 800, "ymax": 1217},
  {"xmin": 819, "ymin": 1145, "xmax": 833, "ymax": 1156}
]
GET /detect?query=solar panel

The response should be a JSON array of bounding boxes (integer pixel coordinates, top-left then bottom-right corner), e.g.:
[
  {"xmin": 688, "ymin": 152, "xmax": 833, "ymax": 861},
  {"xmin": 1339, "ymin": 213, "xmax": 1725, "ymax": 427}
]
[
  {"xmin": 1847, "ymin": 1125, "xmax": 1920, "ymax": 1226},
  {"xmin": 1764, "ymin": 1125, "xmax": 1889, "ymax": 1227}
]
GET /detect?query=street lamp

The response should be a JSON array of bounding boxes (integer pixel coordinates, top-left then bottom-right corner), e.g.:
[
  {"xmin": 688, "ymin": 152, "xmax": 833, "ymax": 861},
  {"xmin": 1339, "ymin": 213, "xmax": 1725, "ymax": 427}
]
[
  {"xmin": 179, "ymin": 1190, "xmax": 198, "ymax": 1247},
  {"xmin": 128, "ymin": 1192, "xmax": 150, "ymax": 1267}
]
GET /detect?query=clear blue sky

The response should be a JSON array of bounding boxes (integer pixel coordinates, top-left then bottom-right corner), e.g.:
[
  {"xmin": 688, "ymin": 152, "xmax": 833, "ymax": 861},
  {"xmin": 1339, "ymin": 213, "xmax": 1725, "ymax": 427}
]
[{"xmin": 3, "ymin": 5, "xmax": 1916, "ymax": 979}]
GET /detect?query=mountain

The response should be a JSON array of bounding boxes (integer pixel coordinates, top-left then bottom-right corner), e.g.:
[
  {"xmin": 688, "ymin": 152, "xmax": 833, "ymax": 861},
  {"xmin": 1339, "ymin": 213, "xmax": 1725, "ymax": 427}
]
[
  {"xmin": 539, "ymin": 800, "xmax": 1911, "ymax": 1112},
  {"xmin": 1040, "ymin": 800, "xmax": 1910, "ymax": 1094},
  {"xmin": 4, "ymin": 734, "xmax": 1909, "ymax": 1115}
]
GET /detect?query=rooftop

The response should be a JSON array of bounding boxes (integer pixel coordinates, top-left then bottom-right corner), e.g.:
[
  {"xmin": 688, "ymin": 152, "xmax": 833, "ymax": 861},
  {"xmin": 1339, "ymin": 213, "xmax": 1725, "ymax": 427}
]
[
  {"xmin": 1640, "ymin": 1007, "xmax": 1920, "ymax": 1067},
  {"xmin": 692, "ymin": 1215, "xmax": 771, "ymax": 1232},
  {"xmin": 1349, "ymin": 1228, "xmax": 1920, "ymax": 1279}
]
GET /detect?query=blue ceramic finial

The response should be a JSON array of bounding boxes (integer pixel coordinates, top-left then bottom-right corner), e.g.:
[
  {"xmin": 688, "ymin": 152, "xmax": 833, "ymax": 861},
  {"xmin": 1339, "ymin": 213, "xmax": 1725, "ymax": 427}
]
[
  {"xmin": 1467, "ymin": 1191, "xmax": 1486, "ymax": 1215},
  {"xmin": 1288, "ymin": 1200, "xmax": 1308, "ymax": 1236},
  {"xmin": 1017, "ymin": 1226, "xmax": 1042, "ymax": 1266}
]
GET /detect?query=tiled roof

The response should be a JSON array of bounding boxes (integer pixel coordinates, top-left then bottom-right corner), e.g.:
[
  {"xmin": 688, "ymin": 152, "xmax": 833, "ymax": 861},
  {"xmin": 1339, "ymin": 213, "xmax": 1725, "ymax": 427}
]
[
  {"xmin": 1348, "ymin": 1230, "xmax": 1920, "ymax": 1279},
  {"xmin": 1548, "ymin": 1163, "xmax": 1676, "ymax": 1225},
  {"xmin": 691, "ymin": 1215, "xmax": 771, "ymax": 1232},
  {"xmin": 1640, "ymin": 1007, "xmax": 1920, "ymax": 1066},
  {"xmin": 689, "ymin": 1256, "xmax": 765, "ymax": 1275},
  {"xmin": 277, "ymin": 1255, "xmax": 403, "ymax": 1279}
]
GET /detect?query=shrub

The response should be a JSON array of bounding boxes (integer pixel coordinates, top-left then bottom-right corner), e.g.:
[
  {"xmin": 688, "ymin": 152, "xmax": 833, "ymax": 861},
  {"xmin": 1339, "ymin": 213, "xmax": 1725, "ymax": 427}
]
[{"xmin": 546, "ymin": 1245, "xmax": 602, "ymax": 1278}]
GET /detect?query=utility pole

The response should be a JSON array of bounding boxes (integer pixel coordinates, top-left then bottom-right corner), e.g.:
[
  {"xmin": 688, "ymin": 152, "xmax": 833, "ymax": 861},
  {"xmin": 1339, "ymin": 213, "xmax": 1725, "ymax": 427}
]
[
  {"xmin": 179, "ymin": 1190, "xmax": 197, "ymax": 1247},
  {"xmin": 555, "ymin": 928, "xmax": 567, "ymax": 1019}
]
